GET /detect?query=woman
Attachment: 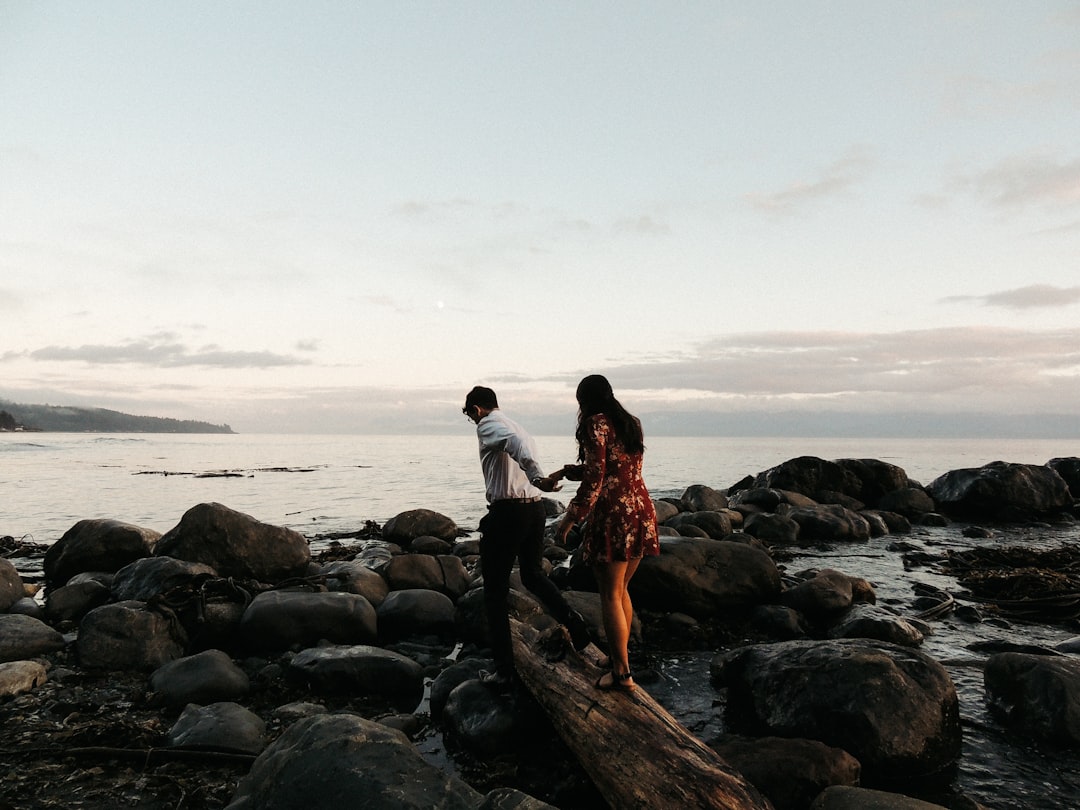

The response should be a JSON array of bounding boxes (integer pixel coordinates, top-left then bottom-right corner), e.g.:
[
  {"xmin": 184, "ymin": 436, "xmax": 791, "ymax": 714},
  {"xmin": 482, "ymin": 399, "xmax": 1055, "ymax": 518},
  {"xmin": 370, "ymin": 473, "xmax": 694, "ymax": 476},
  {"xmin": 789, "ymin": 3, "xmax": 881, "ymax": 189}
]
[{"xmin": 548, "ymin": 375, "xmax": 660, "ymax": 692}]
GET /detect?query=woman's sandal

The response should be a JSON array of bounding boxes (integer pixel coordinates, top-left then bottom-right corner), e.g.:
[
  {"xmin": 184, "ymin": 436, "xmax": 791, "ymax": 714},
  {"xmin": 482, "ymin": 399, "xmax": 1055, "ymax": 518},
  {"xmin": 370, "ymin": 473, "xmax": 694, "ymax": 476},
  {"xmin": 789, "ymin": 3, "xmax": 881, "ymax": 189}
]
[{"xmin": 594, "ymin": 670, "xmax": 636, "ymax": 692}]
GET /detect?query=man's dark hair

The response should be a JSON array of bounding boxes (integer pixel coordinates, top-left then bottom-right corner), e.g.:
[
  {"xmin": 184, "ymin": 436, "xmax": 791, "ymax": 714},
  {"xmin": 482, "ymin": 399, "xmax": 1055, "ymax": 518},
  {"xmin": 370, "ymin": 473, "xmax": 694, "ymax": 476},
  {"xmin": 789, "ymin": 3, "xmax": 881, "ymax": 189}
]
[{"xmin": 463, "ymin": 386, "xmax": 498, "ymax": 413}]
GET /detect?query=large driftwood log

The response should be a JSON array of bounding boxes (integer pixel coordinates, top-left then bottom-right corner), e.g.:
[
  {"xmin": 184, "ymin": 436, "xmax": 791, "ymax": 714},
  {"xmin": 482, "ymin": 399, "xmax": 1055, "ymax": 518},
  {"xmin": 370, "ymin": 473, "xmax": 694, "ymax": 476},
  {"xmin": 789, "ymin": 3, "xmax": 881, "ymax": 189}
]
[{"xmin": 511, "ymin": 623, "xmax": 772, "ymax": 810}]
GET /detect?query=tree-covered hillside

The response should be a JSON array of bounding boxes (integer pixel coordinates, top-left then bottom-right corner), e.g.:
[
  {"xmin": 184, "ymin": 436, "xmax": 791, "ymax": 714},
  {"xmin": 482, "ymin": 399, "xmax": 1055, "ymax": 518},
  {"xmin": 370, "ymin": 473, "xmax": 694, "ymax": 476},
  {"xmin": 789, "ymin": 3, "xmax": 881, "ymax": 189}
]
[{"xmin": 0, "ymin": 401, "xmax": 235, "ymax": 433}]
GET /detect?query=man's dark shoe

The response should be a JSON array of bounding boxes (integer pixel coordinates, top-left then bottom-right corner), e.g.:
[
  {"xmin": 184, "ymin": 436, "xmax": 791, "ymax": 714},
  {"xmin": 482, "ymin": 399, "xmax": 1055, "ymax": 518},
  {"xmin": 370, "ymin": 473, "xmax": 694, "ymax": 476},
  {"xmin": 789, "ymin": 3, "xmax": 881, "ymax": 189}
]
[{"xmin": 566, "ymin": 609, "xmax": 592, "ymax": 651}]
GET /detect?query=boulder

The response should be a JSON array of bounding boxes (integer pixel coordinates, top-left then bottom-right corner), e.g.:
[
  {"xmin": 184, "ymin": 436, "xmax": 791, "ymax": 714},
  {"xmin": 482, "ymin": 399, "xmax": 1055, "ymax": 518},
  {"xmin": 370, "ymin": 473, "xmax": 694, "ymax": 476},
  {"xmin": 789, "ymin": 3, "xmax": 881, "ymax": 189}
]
[
  {"xmin": 0, "ymin": 660, "xmax": 48, "ymax": 697},
  {"xmin": 1047, "ymin": 457, "xmax": 1080, "ymax": 498},
  {"xmin": 429, "ymin": 658, "xmax": 488, "ymax": 721},
  {"xmin": 810, "ymin": 786, "xmax": 950, "ymax": 809},
  {"xmin": 631, "ymin": 538, "xmax": 781, "ymax": 618},
  {"xmin": 76, "ymin": 600, "xmax": 186, "ymax": 670},
  {"xmin": 664, "ymin": 510, "xmax": 733, "ymax": 540},
  {"xmin": 43, "ymin": 518, "xmax": 159, "ymax": 587},
  {"xmin": 780, "ymin": 569, "xmax": 875, "ymax": 622},
  {"xmin": 681, "ymin": 484, "xmax": 728, "ymax": 512},
  {"xmin": 753, "ymin": 457, "xmax": 862, "ymax": 501},
  {"xmin": 926, "ymin": 462, "xmax": 1073, "ymax": 522},
  {"xmin": 442, "ymin": 678, "xmax": 521, "ymax": 757},
  {"xmin": 0, "ymin": 558, "xmax": 23, "ymax": 612},
  {"xmin": 383, "ymin": 553, "xmax": 472, "ymax": 598},
  {"xmin": 653, "ymin": 499, "xmax": 680, "ymax": 523},
  {"xmin": 154, "ymin": 502, "xmax": 310, "ymax": 582},
  {"xmin": 167, "ymin": 701, "xmax": 266, "ymax": 755},
  {"xmin": 321, "ymin": 560, "xmax": 390, "ymax": 606},
  {"xmin": 111, "ymin": 556, "xmax": 217, "ymax": 602},
  {"xmin": 7, "ymin": 597, "xmax": 45, "ymax": 620},
  {"xmin": 238, "ymin": 591, "xmax": 377, "ymax": 652},
  {"xmin": 382, "ymin": 509, "xmax": 458, "ymax": 546},
  {"xmin": 376, "ymin": 588, "xmax": 457, "ymax": 642},
  {"xmin": 150, "ymin": 649, "xmax": 251, "ymax": 707},
  {"xmin": 409, "ymin": 535, "xmax": 453, "ymax": 555},
  {"xmin": 713, "ymin": 639, "xmax": 962, "ymax": 783},
  {"xmin": 287, "ymin": 645, "xmax": 424, "ymax": 710},
  {"xmin": 743, "ymin": 512, "xmax": 799, "ymax": 545},
  {"xmin": 707, "ymin": 734, "xmax": 860, "ymax": 810},
  {"xmin": 0, "ymin": 614, "xmax": 66, "ymax": 662},
  {"xmin": 225, "ymin": 713, "xmax": 481, "ymax": 810},
  {"xmin": 984, "ymin": 652, "xmax": 1080, "ymax": 744},
  {"xmin": 826, "ymin": 603, "xmax": 925, "ymax": 647},
  {"xmin": 787, "ymin": 504, "xmax": 871, "ymax": 542},
  {"xmin": 875, "ymin": 488, "xmax": 936, "ymax": 519},
  {"xmin": 44, "ymin": 579, "xmax": 112, "ymax": 623}
]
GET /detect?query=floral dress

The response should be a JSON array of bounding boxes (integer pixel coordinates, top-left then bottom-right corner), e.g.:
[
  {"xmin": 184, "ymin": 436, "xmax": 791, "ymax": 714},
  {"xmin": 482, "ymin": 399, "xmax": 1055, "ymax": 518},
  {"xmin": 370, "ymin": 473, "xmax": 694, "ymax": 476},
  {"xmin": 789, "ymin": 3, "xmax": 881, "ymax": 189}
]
[{"xmin": 565, "ymin": 414, "xmax": 660, "ymax": 564}]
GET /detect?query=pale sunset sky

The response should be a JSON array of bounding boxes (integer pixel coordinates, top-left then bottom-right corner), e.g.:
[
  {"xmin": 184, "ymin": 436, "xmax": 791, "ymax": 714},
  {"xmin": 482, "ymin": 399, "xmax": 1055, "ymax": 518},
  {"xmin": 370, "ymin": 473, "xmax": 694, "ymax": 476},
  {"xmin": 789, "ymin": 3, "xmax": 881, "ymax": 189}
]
[{"xmin": 2, "ymin": 2, "xmax": 1079, "ymax": 435}]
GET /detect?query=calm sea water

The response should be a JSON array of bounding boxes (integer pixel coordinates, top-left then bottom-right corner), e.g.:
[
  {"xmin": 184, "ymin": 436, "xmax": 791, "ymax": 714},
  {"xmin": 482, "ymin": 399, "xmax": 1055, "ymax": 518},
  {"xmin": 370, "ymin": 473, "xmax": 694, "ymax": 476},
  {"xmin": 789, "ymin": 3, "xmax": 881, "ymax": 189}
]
[
  {"xmin": 4, "ymin": 431, "xmax": 1080, "ymax": 808},
  {"xmin": 4, "ymin": 432, "xmax": 1079, "ymax": 544}
]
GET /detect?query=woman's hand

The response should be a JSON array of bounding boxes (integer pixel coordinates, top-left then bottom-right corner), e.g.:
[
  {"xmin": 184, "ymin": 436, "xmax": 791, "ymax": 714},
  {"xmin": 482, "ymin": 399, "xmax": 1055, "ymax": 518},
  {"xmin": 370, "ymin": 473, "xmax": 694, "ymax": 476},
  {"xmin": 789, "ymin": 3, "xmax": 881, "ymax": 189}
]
[
  {"xmin": 555, "ymin": 514, "xmax": 575, "ymax": 545},
  {"xmin": 561, "ymin": 464, "xmax": 585, "ymax": 481},
  {"xmin": 532, "ymin": 475, "xmax": 562, "ymax": 492}
]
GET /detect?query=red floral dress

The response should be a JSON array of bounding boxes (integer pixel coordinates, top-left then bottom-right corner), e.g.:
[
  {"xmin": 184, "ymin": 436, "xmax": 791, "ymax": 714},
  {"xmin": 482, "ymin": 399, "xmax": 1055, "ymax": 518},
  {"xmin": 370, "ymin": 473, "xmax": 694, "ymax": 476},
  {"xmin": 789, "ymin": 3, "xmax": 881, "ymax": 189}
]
[{"xmin": 565, "ymin": 414, "xmax": 660, "ymax": 564}]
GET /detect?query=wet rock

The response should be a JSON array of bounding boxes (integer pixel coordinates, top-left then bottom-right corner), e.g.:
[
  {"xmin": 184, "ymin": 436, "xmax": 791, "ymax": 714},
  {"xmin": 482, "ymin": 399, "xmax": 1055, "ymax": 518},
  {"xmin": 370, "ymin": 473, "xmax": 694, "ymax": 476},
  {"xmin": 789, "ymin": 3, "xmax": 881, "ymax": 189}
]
[
  {"xmin": 748, "ymin": 604, "xmax": 809, "ymax": 640},
  {"xmin": 383, "ymin": 553, "xmax": 472, "ymax": 598},
  {"xmin": 154, "ymin": 502, "xmax": 310, "ymax": 583},
  {"xmin": 376, "ymin": 588, "xmax": 457, "ymax": 642},
  {"xmin": 382, "ymin": 509, "xmax": 459, "ymax": 546},
  {"xmin": 150, "ymin": 648, "xmax": 251, "ymax": 707},
  {"xmin": 632, "ymin": 538, "xmax": 782, "ymax": 618},
  {"xmin": 479, "ymin": 788, "xmax": 558, "ymax": 809},
  {"xmin": 707, "ymin": 734, "xmax": 860, "ymax": 810},
  {"xmin": 442, "ymin": 678, "xmax": 519, "ymax": 757},
  {"xmin": 927, "ymin": 462, "xmax": 1073, "ymax": 522},
  {"xmin": 287, "ymin": 644, "xmax": 424, "ymax": 710},
  {"xmin": 0, "ymin": 660, "xmax": 48, "ymax": 697},
  {"xmin": 1046, "ymin": 457, "xmax": 1080, "ymax": 498},
  {"xmin": 430, "ymin": 658, "xmax": 489, "ymax": 721},
  {"xmin": 653, "ymin": 499, "xmax": 680, "ymax": 523},
  {"xmin": 663, "ymin": 510, "xmax": 734, "ymax": 540},
  {"xmin": 984, "ymin": 652, "xmax": 1080, "ymax": 744},
  {"xmin": 810, "ymin": 785, "xmax": 950, "ymax": 809},
  {"xmin": 0, "ymin": 557, "xmax": 23, "ymax": 611},
  {"xmin": 409, "ymin": 534, "xmax": 454, "ymax": 555},
  {"xmin": 321, "ymin": 560, "xmax": 390, "ymax": 606},
  {"xmin": 76, "ymin": 600, "xmax": 187, "ymax": 670},
  {"xmin": 0, "ymin": 614, "xmax": 66, "ymax": 662},
  {"xmin": 7, "ymin": 596, "xmax": 45, "ymax": 619},
  {"xmin": 780, "ymin": 569, "xmax": 875, "ymax": 622},
  {"xmin": 826, "ymin": 603, "xmax": 925, "ymax": 646},
  {"xmin": 167, "ymin": 700, "xmax": 266, "ymax": 755},
  {"xmin": 111, "ymin": 556, "xmax": 217, "ymax": 601},
  {"xmin": 45, "ymin": 578, "xmax": 112, "ymax": 622},
  {"xmin": 43, "ymin": 518, "xmax": 159, "ymax": 587},
  {"xmin": 743, "ymin": 512, "xmax": 800, "ymax": 544},
  {"xmin": 875, "ymin": 487, "xmax": 936, "ymax": 519},
  {"xmin": 226, "ymin": 713, "xmax": 481, "ymax": 809},
  {"xmin": 238, "ymin": 591, "xmax": 378, "ymax": 652},
  {"xmin": 681, "ymin": 483, "xmax": 728, "ymax": 512},
  {"xmin": 788, "ymin": 504, "xmax": 871, "ymax": 543},
  {"xmin": 713, "ymin": 638, "xmax": 962, "ymax": 783}
]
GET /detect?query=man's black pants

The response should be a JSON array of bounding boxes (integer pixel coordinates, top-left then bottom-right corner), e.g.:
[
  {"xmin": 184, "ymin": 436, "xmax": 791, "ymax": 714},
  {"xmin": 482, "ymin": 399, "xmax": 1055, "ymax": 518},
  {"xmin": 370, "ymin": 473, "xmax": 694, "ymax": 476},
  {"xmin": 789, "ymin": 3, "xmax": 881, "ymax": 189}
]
[{"xmin": 479, "ymin": 498, "xmax": 573, "ymax": 672}]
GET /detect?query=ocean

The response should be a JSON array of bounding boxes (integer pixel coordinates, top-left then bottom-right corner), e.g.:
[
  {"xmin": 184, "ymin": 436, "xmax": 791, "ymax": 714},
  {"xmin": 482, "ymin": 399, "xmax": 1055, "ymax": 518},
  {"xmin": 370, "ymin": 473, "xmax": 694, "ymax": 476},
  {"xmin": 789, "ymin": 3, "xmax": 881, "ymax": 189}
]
[
  {"xmin": 4, "ymin": 431, "xmax": 1080, "ymax": 808},
  {"xmin": 4, "ymin": 431, "xmax": 1079, "ymax": 544}
]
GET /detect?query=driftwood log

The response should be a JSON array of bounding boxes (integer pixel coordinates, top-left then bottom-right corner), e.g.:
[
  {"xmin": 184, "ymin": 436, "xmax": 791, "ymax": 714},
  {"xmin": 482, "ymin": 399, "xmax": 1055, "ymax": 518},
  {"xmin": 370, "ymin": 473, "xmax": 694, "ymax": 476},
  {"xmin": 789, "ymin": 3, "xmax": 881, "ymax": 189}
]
[{"xmin": 511, "ymin": 622, "xmax": 772, "ymax": 810}]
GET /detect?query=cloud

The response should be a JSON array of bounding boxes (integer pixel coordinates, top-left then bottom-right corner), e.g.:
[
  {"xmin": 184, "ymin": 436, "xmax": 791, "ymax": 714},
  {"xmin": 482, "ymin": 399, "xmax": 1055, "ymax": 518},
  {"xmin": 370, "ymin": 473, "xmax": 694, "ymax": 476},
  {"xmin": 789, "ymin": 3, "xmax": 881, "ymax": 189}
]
[
  {"xmin": 613, "ymin": 215, "xmax": 671, "ymax": 235},
  {"xmin": 549, "ymin": 326, "xmax": 1080, "ymax": 414},
  {"xmin": 942, "ymin": 284, "xmax": 1080, "ymax": 309},
  {"xmin": 0, "ymin": 288, "xmax": 20, "ymax": 310},
  {"xmin": 743, "ymin": 148, "xmax": 874, "ymax": 215},
  {"xmin": 23, "ymin": 339, "xmax": 309, "ymax": 369},
  {"xmin": 955, "ymin": 153, "xmax": 1080, "ymax": 209}
]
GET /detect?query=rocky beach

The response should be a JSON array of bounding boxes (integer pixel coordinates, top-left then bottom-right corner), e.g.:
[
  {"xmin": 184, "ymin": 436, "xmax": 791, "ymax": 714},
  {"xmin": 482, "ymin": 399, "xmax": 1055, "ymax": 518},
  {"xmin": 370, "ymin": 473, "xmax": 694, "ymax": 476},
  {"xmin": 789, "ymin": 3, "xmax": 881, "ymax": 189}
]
[{"xmin": 3, "ymin": 454, "xmax": 1080, "ymax": 809}]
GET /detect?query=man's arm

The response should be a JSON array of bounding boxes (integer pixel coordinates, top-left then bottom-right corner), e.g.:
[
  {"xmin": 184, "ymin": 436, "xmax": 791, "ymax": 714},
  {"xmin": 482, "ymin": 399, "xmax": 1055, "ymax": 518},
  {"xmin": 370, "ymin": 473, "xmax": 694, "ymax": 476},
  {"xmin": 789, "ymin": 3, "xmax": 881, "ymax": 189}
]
[{"xmin": 477, "ymin": 417, "xmax": 546, "ymax": 484}]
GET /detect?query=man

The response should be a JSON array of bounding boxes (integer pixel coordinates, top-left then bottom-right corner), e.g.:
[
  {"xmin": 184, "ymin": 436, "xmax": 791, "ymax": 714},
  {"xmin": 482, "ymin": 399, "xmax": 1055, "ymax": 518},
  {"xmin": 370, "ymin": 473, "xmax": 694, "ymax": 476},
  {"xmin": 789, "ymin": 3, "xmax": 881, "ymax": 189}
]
[{"xmin": 463, "ymin": 385, "xmax": 589, "ymax": 687}]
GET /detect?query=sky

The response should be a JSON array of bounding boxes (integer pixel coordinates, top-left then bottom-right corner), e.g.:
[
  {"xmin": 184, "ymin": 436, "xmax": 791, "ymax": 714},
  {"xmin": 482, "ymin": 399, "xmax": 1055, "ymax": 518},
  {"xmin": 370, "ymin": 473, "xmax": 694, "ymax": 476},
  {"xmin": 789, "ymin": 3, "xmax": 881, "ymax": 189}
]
[{"xmin": 2, "ymin": 1, "xmax": 1079, "ymax": 436}]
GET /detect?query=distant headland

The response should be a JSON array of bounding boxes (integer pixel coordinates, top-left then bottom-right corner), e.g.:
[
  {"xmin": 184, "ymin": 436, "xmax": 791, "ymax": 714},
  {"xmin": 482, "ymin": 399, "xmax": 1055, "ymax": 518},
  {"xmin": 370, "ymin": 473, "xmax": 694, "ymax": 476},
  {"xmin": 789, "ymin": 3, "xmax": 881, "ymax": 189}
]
[{"xmin": 0, "ymin": 401, "xmax": 235, "ymax": 434}]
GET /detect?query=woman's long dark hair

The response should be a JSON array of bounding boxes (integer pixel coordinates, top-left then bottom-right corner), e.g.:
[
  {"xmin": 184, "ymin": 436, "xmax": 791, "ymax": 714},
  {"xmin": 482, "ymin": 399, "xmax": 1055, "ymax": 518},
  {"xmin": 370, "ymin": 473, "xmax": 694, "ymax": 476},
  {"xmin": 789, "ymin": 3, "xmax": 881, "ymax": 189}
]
[{"xmin": 574, "ymin": 374, "xmax": 645, "ymax": 460}]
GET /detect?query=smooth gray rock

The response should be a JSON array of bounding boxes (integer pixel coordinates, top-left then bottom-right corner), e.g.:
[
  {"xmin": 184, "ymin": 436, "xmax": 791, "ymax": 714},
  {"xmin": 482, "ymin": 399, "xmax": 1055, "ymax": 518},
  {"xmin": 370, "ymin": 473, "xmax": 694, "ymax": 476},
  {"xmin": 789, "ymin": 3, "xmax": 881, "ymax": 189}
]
[
  {"xmin": 238, "ymin": 590, "xmax": 377, "ymax": 652},
  {"xmin": 0, "ymin": 660, "xmax": 48, "ymax": 697},
  {"xmin": 167, "ymin": 701, "xmax": 266, "ymax": 755},
  {"xmin": 43, "ymin": 518, "xmax": 159, "ymax": 587},
  {"xmin": 0, "ymin": 614, "xmax": 65, "ymax": 663},
  {"xmin": 155, "ymin": 502, "xmax": 309, "ymax": 583},
  {"xmin": 150, "ymin": 649, "xmax": 251, "ymax": 706},
  {"xmin": 76, "ymin": 600, "xmax": 186, "ymax": 670},
  {"xmin": 226, "ymin": 713, "xmax": 481, "ymax": 810},
  {"xmin": 984, "ymin": 652, "xmax": 1080, "ymax": 744},
  {"xmin": 0, "ymin": 557, "xmax": 23, "ymax": 611},
  {"xmin": 287, "ymin": 644, "xmax": 424, "ymax": 711},
  {"xmin": 382, "ymin": 509, "xmax": 459, "ymax": 546}
]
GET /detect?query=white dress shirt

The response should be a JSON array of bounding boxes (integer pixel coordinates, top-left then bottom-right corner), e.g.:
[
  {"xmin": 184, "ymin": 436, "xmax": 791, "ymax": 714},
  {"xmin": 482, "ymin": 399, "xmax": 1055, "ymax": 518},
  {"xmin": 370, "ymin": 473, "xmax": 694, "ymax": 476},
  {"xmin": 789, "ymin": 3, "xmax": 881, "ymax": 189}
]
[{"xmin": 475, "ymin": 409, "xmax": 546, "ymax": 503}]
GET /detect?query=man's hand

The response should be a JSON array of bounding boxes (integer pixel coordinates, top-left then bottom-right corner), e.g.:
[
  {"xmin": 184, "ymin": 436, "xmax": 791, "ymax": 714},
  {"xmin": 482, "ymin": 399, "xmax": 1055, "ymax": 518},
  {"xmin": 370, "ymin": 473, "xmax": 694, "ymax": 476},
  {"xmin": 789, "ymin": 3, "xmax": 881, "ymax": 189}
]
[{"xmin": 533, "ymin": 476, "xmax": 562, "ymax": 493}]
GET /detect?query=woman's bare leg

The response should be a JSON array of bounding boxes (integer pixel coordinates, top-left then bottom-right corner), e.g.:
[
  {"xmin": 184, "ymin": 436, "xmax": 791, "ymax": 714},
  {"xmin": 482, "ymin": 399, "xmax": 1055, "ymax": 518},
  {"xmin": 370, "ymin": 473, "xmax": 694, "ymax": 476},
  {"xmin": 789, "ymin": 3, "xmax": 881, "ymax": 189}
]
[{"xmin": 595, "ymin": 560, "xmax": 634, "ymax": 687}]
